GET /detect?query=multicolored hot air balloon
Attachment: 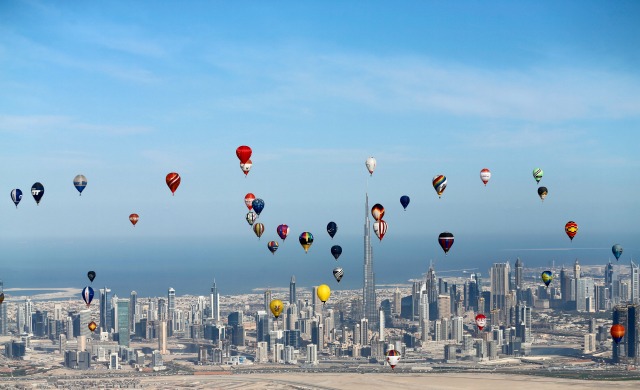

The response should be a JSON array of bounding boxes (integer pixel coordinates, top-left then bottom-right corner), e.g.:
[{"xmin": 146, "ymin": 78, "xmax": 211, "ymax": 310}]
[
  {"xmin": 166, "ymin": 172, "xmax": 181, "ymax": 195},
  {"xmin": 269, "ymin": 299, "xmax": 284, "ymax": 318},
  {"xmin": 333, "ymin": 267, "xmax": 344, "ymax": 283},
  {"xmin": 277, "ymin": 224, "xmax": 290, "ymax": 241},
  {"xmin": 268, "ymin": 241, "xmax": 279, "ymax": 254},
  {"xmin": 365, "ymin": 157, "xmax": 376, "ymax": 176},
  {"xmin": 537, "ymin": 187, "xmax": 548, "ymax": 202},
  {"xmin": 87, "ymin": 271, "xmax": 96, "ymax": 283},
  {"xmin": 400, "ymin": 195, "xmax": 410, "ymax": 211},
  {"xmin": 432, "ymin": 175, "xmax": 447, "ymax": 198},
  {"xmin": 541, "ymin": 271, "xmax": 553, "ymax": 287},
  {"xmin": 331, "ymin": 245, "xmax": 342, "ymax": 260},
  {"xmin": 565, "ymin": 221, "xmax": 578, "ymax": 241},
  {"xmin": 373, "ymin": 220, "xmax": 388, "ymax": 241},
  {"xmin": 612, "ymin": 244, "xmax": 623, "ymax": 261},
  {"xmin": 88, "ymin": 321, "xmax": 98, "ymax": 332},
  {"xmin": 244, "ymin": 193, "xmax": 256, "ymax": 210},
  {"xmin": 611, "ymin": 324, "xmax": 625, "ymax": 344},
  {"xmin": 327, "ymin": 222, "xmax": 337, "ymax": 239},
  {"xmin": 438, "ymin": 232, "xmax": 454, "ymax": 255},
  {"xmin": 385, "ymin": 349, "xmax": 401, "ymax": 370},
  {"xmin": 299, "ymin": 232, "xmax": 314, "ymax": 253},
  {"xmin": 129, "ymin": 213, "xmax": 139, "ymax": 227},
  {"xmin": 246, "ymin": 211, "xmax": 258, "ymax": 226},
  {"xmin": 253, "ymin": 223, "xmax": 264, "ymax": 239},
  {"xmin": 371, "ymin": 204, "xmax": 385, "ymax": 221},
  {"xmin": 81, "ymin": 286, "xmax": 94, "ymax": 307},
  {"xmin": 240, "ymin": 159, "xmax": 252, "ymax": 176},
  {"xmin": 73, "ymin": 174, "xmax": 87, "ymax": 196},
  {"xmin": 533, "ymin": 168, "xmax": 543, "ymax": 184},
  {"xmin": 236, "ymin": 145, "xmax": 252, "ymax": 164},
  {"xmin": 252, "ymin": 198, "xmax": 264, "ymax": 216},
  {"xmin": 31, "ymin": 182, "xmax": 44, "ymax": 205},
  {"xmin": 10, "ymin": 189, "xmax": 22, "ymax": 208},
  {"xmin": 475, "ymin": 314, "xmax": 487, "ymax": 331},
  {"xmin": 317, "ymin": 284, "xmax": 331, "ymax": 303},
  {"xmin": 480, "ymin": 168, "xmax": 491, "ymax": 186}
]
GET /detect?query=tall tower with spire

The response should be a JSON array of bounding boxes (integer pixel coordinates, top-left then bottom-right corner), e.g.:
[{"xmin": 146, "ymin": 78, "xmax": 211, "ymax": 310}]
[
  {"xmin": 210, "ymin": 279, "xmax": 220, "ymax": 322},
  {"xmin": 363, "ymin": 194, "xmax": 378, "ymax": 329}
]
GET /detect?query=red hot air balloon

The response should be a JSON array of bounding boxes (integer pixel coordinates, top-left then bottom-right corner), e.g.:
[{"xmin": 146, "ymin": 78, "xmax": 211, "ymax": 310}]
[
  {"xmin": 438, "ymin": 232, "xmax": 454, "ymax": 255},
  {"xmin": 475, "ymin": 314, "xmax": 487, "ymax": 331},
  {"xmin": 166, "ymin": 172, "xmax": 181, "ymax": 195},
  {"xmin": 244, "ymin": 193, "xmax": 256, "ymax": 210},
  {"xmin": 236, "ymin": 145, "xmax": 252, "ymax": 164},
  {"xmin": 611, "ymin": 324, "xmax": 625, "ymax": 344},
  {"xmin": 129, "ymin": 214, "xmax": 139, "ymax": 226},
  {"xmin": 565, "ymin": 221, "xmax": 578, "ymax": 241},
  {"xmin": 373, "ymin": 220, "xmax": 387, "ymax": 241},
  {"xmin": 480, "ymin": 168, "xmax": 491, "ymax": 186},
  {"xmin": 240, "ymin": 159, "xmax": 252, "ymax": 176}
]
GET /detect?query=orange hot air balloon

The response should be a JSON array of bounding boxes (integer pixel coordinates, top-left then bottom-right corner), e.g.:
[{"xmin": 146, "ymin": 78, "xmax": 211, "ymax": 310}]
[
  {"xmin": 166, "ymin": 172, "xmax": 181, "ymax": 195},
  {"xmin": 565, "ymin": 221, "xmax": 578, "ymax": 241},
  {"xmin": 371, "ymin": 203, "xmax": 385, "ymax": 222},
  {"xmin": 129, "ymin": 213, "xmax": 139, "ymax": 226},
  {"xmin": 611, "ymin": 324, "xmax": 625, "ymax": 344},
  {"xmin": 88, "ymin": 321, "xmax": 97, "ymax": 332},
  {"xmin": 236, "ymin": 145, "xmax": 252, "ymax": 164},
  {"xmin": 244, "ymin": 193, "xmax": 256, "ymax": 210}
]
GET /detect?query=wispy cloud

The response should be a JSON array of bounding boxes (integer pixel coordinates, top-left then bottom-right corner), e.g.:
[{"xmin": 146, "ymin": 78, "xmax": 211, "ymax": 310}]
[{"xmin": 0, "ymin": 114, "xmax": 152, "ymax": 136}]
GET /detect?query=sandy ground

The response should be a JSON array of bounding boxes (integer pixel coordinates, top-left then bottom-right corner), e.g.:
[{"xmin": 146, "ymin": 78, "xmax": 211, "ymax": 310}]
[{"xmin": 135, "ymin": 373, "xmax": 640, "ymax": 390}]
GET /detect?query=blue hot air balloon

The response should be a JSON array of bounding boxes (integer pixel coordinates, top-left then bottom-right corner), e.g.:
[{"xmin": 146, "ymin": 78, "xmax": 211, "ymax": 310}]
[
  {"xmin": 31, "ymin": 182, "xmax": 44, "ymax": 205},
  {"xmin": 11, "ymin": 189, "xmax": 22, "ymax": 208},
  {"xmin": 252, "ymin": 198, "xmax": 265, "ymax": 216},
  {"xmin": 612, "ymin": 244, "xmax": 623, "ymax": 261},
  {"xmin": 400, "ymin": 195, "xmax": 410, "ymax": 211},
  {"xmin": 331, "ymin": 245, "xmax": 342, "ymax": 260},
  {"xmin": 327, "ymin": 222, "xmax": 337, "ymax": 239},
  {"xmin": 81, "ymin": 286, "xmax": 94, "ymax": 307},
  {"xmin": 73, "ymin": 175, "xmax": 87, "ymax": 196}
]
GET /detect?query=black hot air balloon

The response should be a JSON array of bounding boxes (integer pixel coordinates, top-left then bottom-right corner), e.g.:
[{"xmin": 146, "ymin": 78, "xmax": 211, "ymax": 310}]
[
  {"xmin": 331, "ymin": 245, "xmax": 342, "ymax": 260},
  {"xmin": 438, "ymin": 232, "xmax": 454, "ymax": 255},
  {"xmin": 31, "ymin": 182, "xmax": 44, "ymax": 205},
  {"xmin": 327, "ymin": 222, "xmax": 338, "ymax": 239},
  {"xmin": 87, "ymin": 271, "xmax": 96, "ymax": 283}
]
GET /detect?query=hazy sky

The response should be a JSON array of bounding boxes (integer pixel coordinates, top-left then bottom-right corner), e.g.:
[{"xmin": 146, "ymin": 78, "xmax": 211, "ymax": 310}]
[{"xmin": 1, "ymin": 2, "xmax": 639, "ymax": 294}]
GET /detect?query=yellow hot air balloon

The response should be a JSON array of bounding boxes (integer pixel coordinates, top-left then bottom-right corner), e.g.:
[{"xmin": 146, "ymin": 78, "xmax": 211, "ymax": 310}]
[
  {"xmin": 317, "ymin": 284, "xmax": 331, "ymax": 303},
  {"xmin": 269, "ymin": 299, "xmax": 284, "ymax": 318}
]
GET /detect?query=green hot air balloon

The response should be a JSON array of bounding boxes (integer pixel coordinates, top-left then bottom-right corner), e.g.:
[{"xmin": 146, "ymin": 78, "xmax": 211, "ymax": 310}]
[{"xmin": 533, "ymin": 168, "xmax": 543, "ymax": 184}]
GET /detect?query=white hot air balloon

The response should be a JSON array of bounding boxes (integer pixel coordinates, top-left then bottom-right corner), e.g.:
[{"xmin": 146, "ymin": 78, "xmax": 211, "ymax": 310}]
[
  {"xmin": 365, "ymin": 157, "xmax": 376, "ymax": 176},
  {"xmin": 385, "ymin": 348, "xmax": 401, "ymax": 369},
  {"xmin": 480, "ymin": 168, "xmax": 491, "ymax": 186},
  {"xmin": 373, "ymin": 220, "xmax": 387, "ymax": 241}
]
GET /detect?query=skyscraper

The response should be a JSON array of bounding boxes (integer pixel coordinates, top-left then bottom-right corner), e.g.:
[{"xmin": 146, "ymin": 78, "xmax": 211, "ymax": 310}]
[
  {"xmin": 490, "ymin": 262, "xmax": 510, "ymax": 325},
  {"xmin": 116, "ymin": 299, "xmax": 130, "ymax": 347},
  {"xmin": 363, "ymin": 194, "xmax": 378, "ymax": 330},
  {"xmin": 605, "ymin": 261, "xmax": 615, "ymax": 301},
  {"xmin": 427, "ymin": 263, "xmax": 438, "ymax": 320},
  {"xmin": 0, "ymin": 281, "xmax": 6, "ymax": 336},
  {"xmin": 168, "ymin": 288, "xmax": 176, "ymax": 321},
  {"xmin": 289, "ymin": 276, "xmax": 296, "ymax": 305},
  {"xmin": 631, "ymin": 260, "xmax": 639, "ymax": 304},
  {"xmin": 210, "ymin": 279, "xmax": 220, "ymax": 322},
  {"xmin": 99, "ymin": 287, "xmax": 111, "ymax": 333},
  {"xmin": 264, "ymin": 290, "xmax": 272, "ymax": 314},
  {"xmin": 130, "ymin": 291, "xmax": 137, "ymax": 331},
  {"xmin": 514, "ymin": 258, "xmax": 523, "ymax": 292}
]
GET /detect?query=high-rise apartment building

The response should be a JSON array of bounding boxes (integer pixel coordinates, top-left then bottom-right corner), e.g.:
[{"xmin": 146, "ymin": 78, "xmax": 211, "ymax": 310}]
[
  {"xmin": 210, "ymin": 279, "xmax": 220, "ymax": 322},
  {"xmin": 289, "ymin": 276, "xmax": 296, "ymax": 305},
  {"xmin": 490, "ymin": 262, "xmax": 510, "ymax": 324},
  {"xmin": 116, "ymin": 299, "xmax": 130, "ymax": 347}
]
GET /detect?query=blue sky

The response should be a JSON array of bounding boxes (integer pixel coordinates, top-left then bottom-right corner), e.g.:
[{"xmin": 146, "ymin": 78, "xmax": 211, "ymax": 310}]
[{"xmin": 1, "ymin": 1, "xmax": 640, "ymax": 294}]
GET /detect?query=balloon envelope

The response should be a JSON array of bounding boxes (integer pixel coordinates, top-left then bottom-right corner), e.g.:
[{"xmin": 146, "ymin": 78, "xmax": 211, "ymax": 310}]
[
  {"xmin": 0, "ymin": 293, "xmax": 4, "ymax": 305},
  {"xmin": 475, "ymin": 314, "xmax": 487, "ymax": 330},
  {"xmin": 87, "ymin": 271, "xmax": 96, "ymax": 283},
  {"xmin": 385, "ymin": 349, "xmax": 401, "ymax": 369},
  {"xmin": 244, "ymin": 193, "xmax": 256, "ymax": 210},
  {"xmin": 166, "ymin": 172, "xmax": 181, "ymax": 195},
  {"xmin": 268, "ymin": 241, "xmax": 279, "ymax": 254},
  {"xmin": 373, "ymin": 220, "xmax": 388, "ymax": 241},
  {"xmin": 611, "ymin": 324, "xmax": 625, "ymax": 344},
  {"xmin": 277, "ymin": 224, "xmax": 290, "ymax": 241},
  {"xmin": 331, "ymin": 245, "xmax": 342, "ymax": 260},
  {"xmin": 129, "ymin": 213, "xmax": 139, "ymax": 226},
  {"xmin": 73, "ymin": 174, "xmax": 87, "ymax": 195},
  {"xmin": 253, "ymin": 223, "xmax": 265, "ymax": 239},
  {"xmin": 371, "ymin": 204, "xmax": 385, "ymax": 221},
  {"xmin": 365, "ymin": 157, "xmax": 376, "ymax": 175},
  {"xmin": 88, "ymin": 321, "xmax": 97, "ymax": 332},
  {"xmin": 240, "ymin": 160, "xmax": 252, "ymax": 176},
  {"xmin": 236, "ymin": 145, "xmax": 252, "ymax": 164},
  {"xmin": 252, "ymin": 198, "xmax": 265, "ymax": 216},
  {"xmin": 299, "ymin": 232, "xmax": 314, "ymax": 253},
  {"xmin": 537, "ymin": 186, "xmax": 548, "ymax": 201},
  {"xmin": 612, "ymin": 244, "xmax": 623, "ymax": 261},
  {"xmin": 565, "ymin": 221, "xmax": 578, "ymax": 241},
  {"xmin": 438, "ymin": 232, "xmax": 454, "ymax": 255},
  {"xmin": 400, "ymin": 195, "xmax": 410, "ymax": 210},
  {"xmin": 10, "ymin": 189, "xmax": 22, "ymax": 208},
  {"xmin": 317, "ymin": 284, "xmax": 331, "ymax": 303},
  {"xmin": 541, "ymin": 271, "xmax": 553, "ymax": 287},
  {"xmin": 246, "ymin": 211, "xmax": 258, "ymax": 226},
  {"xmin": 31, "ymin": 182, "xmax": 44, "ymax": 205},
  {"xmin": 333, "ymin": 267, "xmax": 344, "ymax": 283},
  {"xmin": 81, "ymin": 286, "xmax": 94, "ymax": 307},
  {"xmin": 432, "ymin": 175, "xmax": 447, "ymax": 198},
  {"xmin": 269, "ymin": 299, "xmax": 284, "ymax": 318},
  {"xmin": 533, "ymin": 168, "xmax": 543, "ymax": 184},
  {"xmin": 327, "ymin": 222, "xmax": 338, "ymax": 239},
  {"xmin": 480, "ymin": 168, "xmax": 491, "ymax": 186}
]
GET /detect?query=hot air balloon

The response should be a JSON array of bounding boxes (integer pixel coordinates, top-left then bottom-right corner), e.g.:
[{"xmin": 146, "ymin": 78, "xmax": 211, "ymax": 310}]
[
  {"xmin": 611, "ymin": 324, "xmax": 625, "ymax": 344},
  {"xmin": 240, "ymin": 159, "xmax": 252, "ymax": 176},
  {"xmin": 400, "ymin": 195, "xmax": 410, "ymax": 211},
  {"xmin": 268, "ymin": 241, "xmax": 279, "ymax": 254},
  {"xmin": 533, "ymin": 168, "xmax": 543, "ymax": 184},
  {"xmin": 432, "ymin": 175, "xmax": 447, "ymax": 198},
  {"xmin": 253, "ymin": 223, "xmax": 265, "ymax": 239},
  {"xmin": 333, "ymin": 267, "xmax": 344, "ymax": 283},
  {"xmin": 236, "ymin": 145, "xmax": 252, "ymax": 164},
  {"xmin": 82, "ymin": 286, "xmax": 94, "ymax": 307},
  {"xmin": 10, "ymin": 189, "xmax": 22, "ymax": 208},
  {"xmin": 385, "ymin": 349, "xmax": 401, "ymax": 370},
  {"xmin": 612, "ymin": 244, "xmax": 623, "ymax": 261},
  {"xmin": 166, "ymin": 172, "xmax": 181, "ymax": 195},
  {"xmin": 88, "ymin": 321, "xmax": 98, "ymax": 332},
  {"xmin": 371, "ymin": 204, "xmax": 385, "ymax": 221},
  {"xmin": 565, "ymin": 221, "xmax": 578, "ymax": 241},
  {"xmin": 31, "ymin": 182, "xmax": 44, "ymax": 205},
  {"xmin": 252, "ymin": 198, "xmax": 264, "ymax": 216},
  {"xmin": 365, "ymin": 157, "xmax": 376, "ymax": 176},
  {"xmin": 438, "ymin": 232, "xmax": 454, "ymax": 255},
  {"xmin": 244, "ymin": 193, "xmax": 256, "ymax": 210},
  {"xmin": 277, "ymin": 224, "xmax": 290, "ymax": 241},
  {"xmin": 129, "ymin": 213, "xmax": 139, "ymax": 227},
  {"xmin": 299, "ymin": 232, "xmax": 314, "ymax": 253},
  {"xmin": 541, "ymin": 271, "xmax": 553, "ymax": 287},
  {"xmin": 0, "ymin": 293, "xmax": 4, "ymax": 305},
  {"xmin": 373, "ymin": 220, "xmax": 388, "ymax": 241},
  {"xmin": 475, "ymin": 314, "xmax": 487, "ymax": 331},
  {"xmin": 269, "ymin": 299, "xmax": 284, "ymax": 318},
  {"xmin": 331, "ymin": 245, "xmax": 342, "ymax": 260},
  {"xmin": 73, "ymin": 174, "xmax": 87, "ymax": 196},
  {"xmin": 87, "ymin": 271, "xmax": 96, "ymax": 283},
  {"xmin": 317, "ymin": 284, "xmax": 331, "ymax": 303},
  {"xmin": 246, "ymin": 211, "xmax": 258, "ymax": 226},
  {"xmin": 327, "ymin": 222, "xmax": 337, "ymax": 239},
  {"xmin": 480, "ymin": 168, "xmax": 491, "ymax": 186},
  {"xmin": 537, "ymin": 187, "xmax": 548, "ymax": 202}
]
